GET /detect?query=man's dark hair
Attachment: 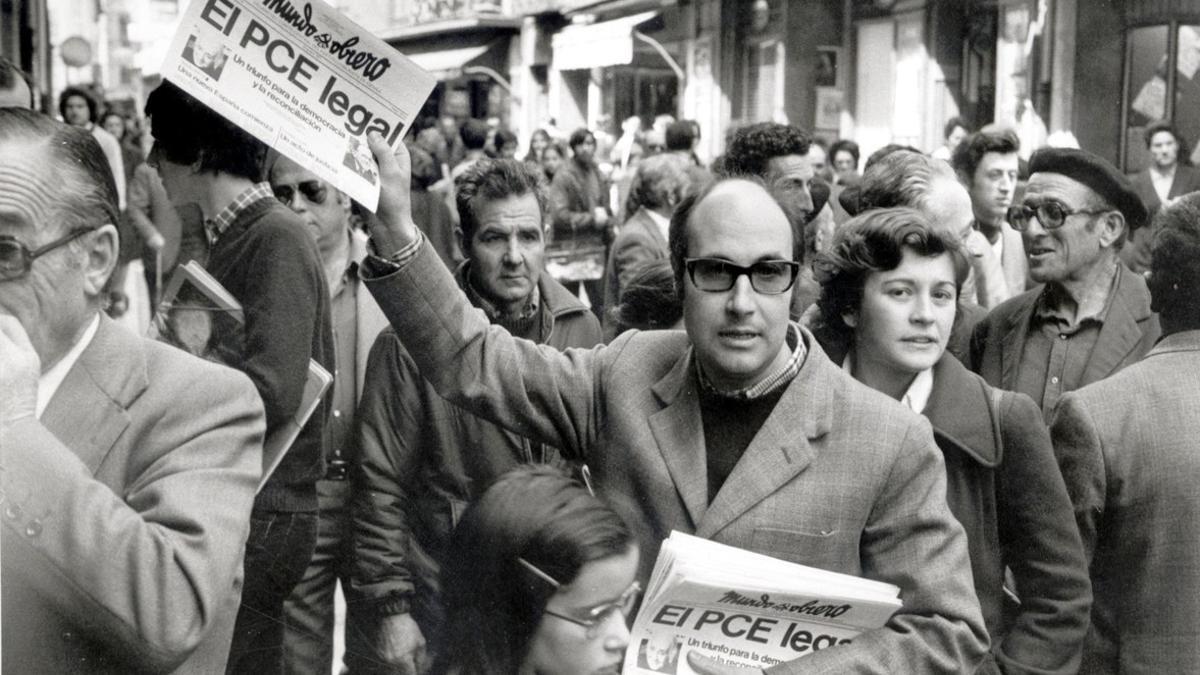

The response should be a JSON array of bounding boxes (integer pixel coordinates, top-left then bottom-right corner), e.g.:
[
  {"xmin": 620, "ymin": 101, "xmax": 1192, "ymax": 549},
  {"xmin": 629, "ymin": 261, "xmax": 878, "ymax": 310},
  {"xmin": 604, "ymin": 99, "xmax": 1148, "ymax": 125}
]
[
  {"xmin": 58, "ymin": 86, "xmax": 98, "ymax": 123},
  {"xmin": 460, "ymin": 118, "xmax": 489, "ymax": 150},
  {"xmin": 1148, "ymin": 192, "xmax": 1200, "ymax": 331},
  {"xmin": 668, "ymin": 175, "xmax": 780, "ymax": 299},
  {"xmin": 943, "ymin": 116, "xmax": 968, "ymax": 141},
  {"xmin": 144, "ymin": 80, "xmax": 265, "ymax": 181},
  {"xmin": 951, "ymin": 129, "xmax": 1020, "ymax": 182},
  {"xmin": 1143, "ymin": 120, "xmax": 1191, "ymax": 165},
  {"xmin": 493, "ymin": 128, "xmax": 518, "ymax": 154},
  {"xmin": 0, "ymin": 108, "xmax": 119, "ymax": 236},
  {"xmin": 455, "ymin": 158, "xmax": 550, "ymax": 244},
  {"xmin": 610, "ymin": 259, "xmax": 683, "ymax": 335},
  {"xmin": 829, "ymin": 139, "xmax": 860, "ymax": 166},
  {"xmin": 0, "ymin": 56, "xmax": 35, "ymax": 108},
  {"xmin": 813, "ymin": 206, "xmax": 969, "ymax": 345},
  {"xmin": 720, "ymin": 123, "xmax": 811, "ymax": 177},
  {"xmin": 568, "ymin": 127, "xmax": 594, "ymax": 151},
  {"xmin": 665, "ymin": 120, "xmax": 697, "ymax": 151}
]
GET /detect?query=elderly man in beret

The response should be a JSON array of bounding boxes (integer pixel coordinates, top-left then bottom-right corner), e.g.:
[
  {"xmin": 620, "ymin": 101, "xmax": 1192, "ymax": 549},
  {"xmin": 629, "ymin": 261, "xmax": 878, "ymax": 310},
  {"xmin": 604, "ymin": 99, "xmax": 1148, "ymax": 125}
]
[{"xmin": 969, "ymin": 147, "xmax": 1160, "ymax": 421}]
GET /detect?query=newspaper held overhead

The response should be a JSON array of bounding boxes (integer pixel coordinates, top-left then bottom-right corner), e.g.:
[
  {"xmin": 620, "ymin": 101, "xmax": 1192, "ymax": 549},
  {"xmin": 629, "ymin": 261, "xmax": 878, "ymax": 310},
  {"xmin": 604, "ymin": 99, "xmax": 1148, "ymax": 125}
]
[
  {"xmin": 624, "ymin": 532, "xmax": 902, "ymax": 674},
  {"xmin": 161, "ymin": 0, "xmax": 436, "ymax": 210}
]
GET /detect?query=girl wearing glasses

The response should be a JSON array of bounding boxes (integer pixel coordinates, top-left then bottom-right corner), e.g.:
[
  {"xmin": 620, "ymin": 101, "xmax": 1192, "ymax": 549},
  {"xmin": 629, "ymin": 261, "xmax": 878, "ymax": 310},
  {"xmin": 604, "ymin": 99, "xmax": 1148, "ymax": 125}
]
[
  {"xmin": 435, "ymin": 465, "xmax": 639, "ymax": 675},
  {"xmin": 808, "ymin": 207, "xmax": 1090, "ymax": 674}
]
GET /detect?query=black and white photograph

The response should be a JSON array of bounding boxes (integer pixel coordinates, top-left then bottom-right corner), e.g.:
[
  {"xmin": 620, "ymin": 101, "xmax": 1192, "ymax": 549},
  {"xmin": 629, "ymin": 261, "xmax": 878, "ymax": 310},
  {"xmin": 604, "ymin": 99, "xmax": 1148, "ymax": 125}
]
[{"xmin": 3, "ymin": 0, "xmax": 1200, "ymax": 673}]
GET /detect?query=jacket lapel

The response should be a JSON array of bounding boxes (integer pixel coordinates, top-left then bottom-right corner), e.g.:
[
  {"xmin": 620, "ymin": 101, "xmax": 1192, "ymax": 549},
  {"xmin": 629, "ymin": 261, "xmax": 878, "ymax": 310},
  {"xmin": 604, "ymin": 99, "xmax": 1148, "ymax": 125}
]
[
  {"xmin": 648, "ymin": 351, "xmax": 709, "ymax": 528},
  {"xmin": 925, "ymin": 356, "xmax": 1001, "ymax": 467},
  {"xmin": 40, "ymin": 316, "xmax": 145, "ymax": 475},
  {"xmin": 1000, "ymin": 293, "xmax": 1038, "ymax": 390},
  {"xmin": 1081, "ymin": 267, "xmax": 1154, "ymax": 385},
  {"xmin": 695, "ymin": 335, "xmax": 830, "ymax": 540}
]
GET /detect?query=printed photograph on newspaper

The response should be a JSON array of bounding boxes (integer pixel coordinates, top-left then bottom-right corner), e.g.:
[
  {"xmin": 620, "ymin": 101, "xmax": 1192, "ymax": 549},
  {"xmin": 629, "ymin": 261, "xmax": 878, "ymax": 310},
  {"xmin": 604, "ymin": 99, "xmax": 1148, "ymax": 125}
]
[{"xmin": 160, "ymin": 0, "xmax": 436, "ymax": 210}]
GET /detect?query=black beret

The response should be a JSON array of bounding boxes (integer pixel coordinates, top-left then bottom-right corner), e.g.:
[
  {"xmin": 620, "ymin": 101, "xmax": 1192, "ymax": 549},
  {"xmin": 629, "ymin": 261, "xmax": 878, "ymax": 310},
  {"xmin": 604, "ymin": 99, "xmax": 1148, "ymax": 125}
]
[{"xmin": 1027, "ymin": 147, "xmax": 1148, "ymax": 231}]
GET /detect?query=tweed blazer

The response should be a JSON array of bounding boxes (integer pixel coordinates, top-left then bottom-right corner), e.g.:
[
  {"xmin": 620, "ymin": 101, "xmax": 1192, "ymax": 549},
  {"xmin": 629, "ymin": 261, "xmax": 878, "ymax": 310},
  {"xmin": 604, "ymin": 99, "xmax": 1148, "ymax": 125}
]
[
  {"xmin": 0, "ymin": 316, "xmax": 264, "ymax": 673},
  {"xmin": 1050, "ymin": 330, "xmax": 1200, "ymax": 674},
  {"xmin": 967, "ymin": 264, "xmax": 1160, "ymax": 415},
  {"xmin": 362, "ymin": 240, "xmax": 988, "ymax": 674},
  {"xmin": 601, "ymin": 207, "xmax": 670, "ymax": 337}
]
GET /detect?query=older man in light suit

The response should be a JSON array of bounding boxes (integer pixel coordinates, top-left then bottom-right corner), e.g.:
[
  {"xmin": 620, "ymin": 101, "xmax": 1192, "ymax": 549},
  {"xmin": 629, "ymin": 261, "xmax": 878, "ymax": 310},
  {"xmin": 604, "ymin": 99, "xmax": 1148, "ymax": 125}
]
[
  {"xmin": 0, "ymin": 109, "xmax": 263, "ymax": 671},
  {"xmin": 356, "ymin": 135, "xmax": 987, "ymax": 673},
  {"xmin": 1051, "ymin": 192, "xmax": 1200, "ymax": 674}
]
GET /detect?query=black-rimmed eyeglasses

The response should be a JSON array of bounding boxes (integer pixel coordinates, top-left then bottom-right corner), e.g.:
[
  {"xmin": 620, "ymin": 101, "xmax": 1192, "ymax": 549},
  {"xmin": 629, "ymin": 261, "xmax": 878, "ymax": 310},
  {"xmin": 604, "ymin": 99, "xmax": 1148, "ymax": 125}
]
[
  {"xmin": 0, "ymin": 228, "xmax": 96, "ymax": 281},
  {"xmin": 518, "ymin": 557, "xmax": 642, "ymax": 638},
  {"xmin": 1006, "ymin": 201, "xmax": 1112, "ymax": 232},
  {"xmin": 684, "ymin": 257, "xmax": 800, "ymax": 294}
]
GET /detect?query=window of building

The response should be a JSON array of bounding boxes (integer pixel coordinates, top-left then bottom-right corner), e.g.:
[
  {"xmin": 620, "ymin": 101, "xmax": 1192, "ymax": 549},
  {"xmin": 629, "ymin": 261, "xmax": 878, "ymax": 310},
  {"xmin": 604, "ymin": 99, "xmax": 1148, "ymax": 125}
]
[{"xmin": 1123, "ymin": 22, "xmax": 1200, "ymax": 171}]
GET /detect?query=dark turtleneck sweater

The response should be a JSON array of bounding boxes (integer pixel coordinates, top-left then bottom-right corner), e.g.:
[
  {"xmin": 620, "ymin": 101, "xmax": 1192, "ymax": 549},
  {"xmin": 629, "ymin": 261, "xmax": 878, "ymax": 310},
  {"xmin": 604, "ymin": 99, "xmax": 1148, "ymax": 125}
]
[{"xmin": 699, "ymin": 386, "xmax": 787, "ymax": 502}]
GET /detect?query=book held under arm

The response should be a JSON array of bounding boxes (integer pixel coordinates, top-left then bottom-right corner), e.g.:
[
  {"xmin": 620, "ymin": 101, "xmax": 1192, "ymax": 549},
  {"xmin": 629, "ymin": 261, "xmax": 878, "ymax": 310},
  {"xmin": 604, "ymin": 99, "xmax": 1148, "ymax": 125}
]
[
  {"xmin": 624, "ymin": 532, "xmax": 901, "ymax": 674},
  {"xmin": 154, "ymin": 260, "xmax": 332, "ymax": 492}
]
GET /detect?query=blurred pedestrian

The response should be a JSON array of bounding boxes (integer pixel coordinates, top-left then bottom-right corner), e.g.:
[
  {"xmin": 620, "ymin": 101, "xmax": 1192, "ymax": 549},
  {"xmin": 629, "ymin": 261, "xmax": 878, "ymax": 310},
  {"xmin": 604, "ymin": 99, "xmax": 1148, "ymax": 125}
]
[
  {"xmin": 830, "ymin": 139, "xmax": 861, "ymax": 186},
  {"xmin": 59, "ymin": 87, "xmax": 125, "ymax": 209},
  {"xmin": 268, "ymin": 154, "xmax": 389, "ymax": 675},
  {"xmin": 932, "ymin": 116, "xmax": 970, "ymax": 161},
  {"xmin": 450, "ymin": 118, "xmax": 489, "ymax": 180},
  {"xmin": 549, "ymin": 128, "xmax": 611, "ymax": 315},
  {"xmin": 540, "ymin": 140, "xmax": 568, "ymax": 183},
  {"xmin": 437, "ymin": 115, "xmax": 465, "ymax": 168},
  {"xmin": 408, "ymin": 144, "xmax": 460, "ymax": 269},
  {"xmin": 953, "ymin": 128, "xmax": 1027, "ymax": 302},
  {"xmin": 607, "ymin": 259, "xmax": 683, "ymax": 336},
  {"xmin": 1125, "ymin": 121, "xmax": 1200, "ymax": 273},
  {"xmin": 524, "ymin": 128, "xmax": 551, "ymax": 164},
  {"xmin": 493, "ymin": 128, "xmax": 519, "ymax": 159}
]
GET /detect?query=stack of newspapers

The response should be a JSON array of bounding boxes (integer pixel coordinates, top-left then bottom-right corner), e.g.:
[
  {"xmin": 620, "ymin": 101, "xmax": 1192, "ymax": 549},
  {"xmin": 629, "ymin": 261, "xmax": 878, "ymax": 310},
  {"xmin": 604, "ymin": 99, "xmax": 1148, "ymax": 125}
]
[{"xmin": 624, "ymin": 532, "xmax": 902, "ymax": 674}]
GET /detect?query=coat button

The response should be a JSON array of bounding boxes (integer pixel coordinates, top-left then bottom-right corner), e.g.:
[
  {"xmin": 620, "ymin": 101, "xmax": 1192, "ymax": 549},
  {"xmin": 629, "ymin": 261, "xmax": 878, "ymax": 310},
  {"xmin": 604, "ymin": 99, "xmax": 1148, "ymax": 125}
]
[
  {"xmin": 5, "ymin": 503, "xmax": 21, "ymax": 520},
  {"xmin": 25, "ymin": 519, "xmax": 42, "ymax": 537}
]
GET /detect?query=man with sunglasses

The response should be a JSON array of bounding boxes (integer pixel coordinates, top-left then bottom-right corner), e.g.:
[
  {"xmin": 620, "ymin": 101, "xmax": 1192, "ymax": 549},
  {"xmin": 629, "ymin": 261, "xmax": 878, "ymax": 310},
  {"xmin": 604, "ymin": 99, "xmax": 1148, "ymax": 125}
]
[
  {"xmin": 144, "ymin": 81, "xmax": 335, "ymax": 671},
  {"xmin": 969, "ymin": 147, "xmax": 1160, "ymax": 422},
  {"xmin": 0, "ymin": 108, "xmax": 263, "ymax": 672},
  {"xmin": 357, "ymin": 136, "xmax": 988, "ymax": 673},
  {"xmin": 266, "ymin": 155, "xmax": 390, "ymax": 674}
]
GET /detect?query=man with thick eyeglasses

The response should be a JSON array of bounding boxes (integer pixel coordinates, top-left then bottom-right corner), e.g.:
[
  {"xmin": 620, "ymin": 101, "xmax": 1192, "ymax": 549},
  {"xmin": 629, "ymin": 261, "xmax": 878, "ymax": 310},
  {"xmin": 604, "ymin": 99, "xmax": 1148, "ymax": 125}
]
[
  {"xmin": 144, "ymin": 80, "xmax": 335, "ymax": 672},
  {"xmin": 266, "ymin": 155, "xmax": 390, "ymax": 675},
  {"xmin": 0, "ymin": 108, "xmax": 263, "ymax": 672},
  {"xmin": 357, "ymin": 136, "xmax": 988, "ymax": 674},
  {"xmin": 969, "ymin": 147, "xmax": 1160, "ymax": 422}
]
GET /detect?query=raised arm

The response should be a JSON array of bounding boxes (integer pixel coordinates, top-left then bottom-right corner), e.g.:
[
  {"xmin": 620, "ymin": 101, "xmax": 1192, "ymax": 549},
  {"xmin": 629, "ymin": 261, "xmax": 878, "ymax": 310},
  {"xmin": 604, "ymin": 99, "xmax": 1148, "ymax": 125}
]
[{"xmin": 361, "ymin": 133, "xmax": 608, "ymax": 460}]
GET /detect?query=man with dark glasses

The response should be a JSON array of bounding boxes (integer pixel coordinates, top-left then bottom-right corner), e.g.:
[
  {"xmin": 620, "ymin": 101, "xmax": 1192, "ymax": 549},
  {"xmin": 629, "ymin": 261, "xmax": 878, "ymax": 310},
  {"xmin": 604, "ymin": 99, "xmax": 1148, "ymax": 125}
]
[
  {"xmin": 358, "ymin": 133, "xmax": 989, "ymax": 673},
  {"xmin": 0, "ymin": 107, "xmax": 263, "ymax": 672},
  {"xmin": 144, "ymin": 80, "xmax": 335, "ymax": 671},
  {"xmin": 969, "ymin": 147, "xmax": 1160, "ymax": 422},
  {"xmin": 267, "ymin": 155, "xmax": 389, "ymax": 675}
]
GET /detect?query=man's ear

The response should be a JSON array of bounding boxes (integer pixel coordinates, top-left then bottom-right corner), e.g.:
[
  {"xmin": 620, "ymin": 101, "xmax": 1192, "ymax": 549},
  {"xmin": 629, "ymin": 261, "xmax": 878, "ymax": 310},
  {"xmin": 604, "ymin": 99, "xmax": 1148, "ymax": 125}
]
[
  {"xmin": 841, "ymin": 309, "xmax": 859, "ymax": 329},
  {"xmin": 83, "ymin": 224, "xmax": 120, "ymax": 298},
  {"xmin": 1098, "ymin": 211, "xmax": 1126, "ymax": 249}
]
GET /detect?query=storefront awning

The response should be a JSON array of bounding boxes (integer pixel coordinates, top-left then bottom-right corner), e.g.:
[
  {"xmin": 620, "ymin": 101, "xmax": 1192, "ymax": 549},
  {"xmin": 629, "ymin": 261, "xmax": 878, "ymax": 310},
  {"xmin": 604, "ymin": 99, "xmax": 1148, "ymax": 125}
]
[
  {"xmin": 552, "ymin": 11, "xmax": 659, "ymax": 71},
  {"xmin": 403, "ymin": 37, "xmax": 508, "ymax": 82}
]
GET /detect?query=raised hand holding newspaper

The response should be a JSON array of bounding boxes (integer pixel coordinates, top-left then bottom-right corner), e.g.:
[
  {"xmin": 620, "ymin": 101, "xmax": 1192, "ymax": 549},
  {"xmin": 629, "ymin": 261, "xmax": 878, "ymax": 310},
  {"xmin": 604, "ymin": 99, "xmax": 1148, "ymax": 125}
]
[
  {"xmin": 161, "ymin": 0, "xmax": 436, "ymax": 210},
  {"xmin": 623, "ymin": 532, "xmax": 901, "ymax": 674}
]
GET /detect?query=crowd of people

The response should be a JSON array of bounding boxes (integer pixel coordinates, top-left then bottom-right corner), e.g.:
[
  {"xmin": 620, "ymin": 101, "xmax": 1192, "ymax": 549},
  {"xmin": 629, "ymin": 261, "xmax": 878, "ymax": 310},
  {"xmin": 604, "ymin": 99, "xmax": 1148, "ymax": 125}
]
[{"xmin": 3, "ymin": 53, "xmax": 1200, "ymax": 675}]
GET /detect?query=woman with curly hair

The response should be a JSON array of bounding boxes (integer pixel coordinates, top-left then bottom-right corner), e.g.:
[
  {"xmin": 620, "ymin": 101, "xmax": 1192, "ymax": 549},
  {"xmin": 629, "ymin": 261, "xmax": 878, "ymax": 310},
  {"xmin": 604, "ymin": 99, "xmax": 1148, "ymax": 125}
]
[{"xmin": 810, "ymin": 206, "xmax": 1091, "ymax": 675}]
